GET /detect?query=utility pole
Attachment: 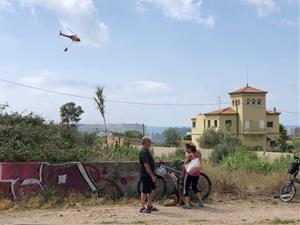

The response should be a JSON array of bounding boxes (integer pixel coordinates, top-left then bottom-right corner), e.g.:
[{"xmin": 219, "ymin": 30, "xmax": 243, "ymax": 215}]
[{"xmin": 142, "ymin": 123, "xmax": 145, "ymax": 136}]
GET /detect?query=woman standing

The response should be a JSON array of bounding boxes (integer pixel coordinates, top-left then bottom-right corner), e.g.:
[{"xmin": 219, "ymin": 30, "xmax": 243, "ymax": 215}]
[{"xmin": 182, "ymin": 143, "xmax": 204, "ymax": 209}]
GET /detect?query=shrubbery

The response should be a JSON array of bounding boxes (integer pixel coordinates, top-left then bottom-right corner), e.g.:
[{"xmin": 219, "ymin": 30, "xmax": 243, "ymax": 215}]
[
  {"xmin": 199, "ymin": 128, "xmax": 240, "ymax": 163},
  {"xmin": 221, "ymin": 146, "xmax": 292, "ymax": 173},
  {"xmin": 156, "ymin": 148, "xmax": 186, "ymax": 161},
  {"xmin": 0, "ymin": 110, "xmax": 99, "ymax": 162}
]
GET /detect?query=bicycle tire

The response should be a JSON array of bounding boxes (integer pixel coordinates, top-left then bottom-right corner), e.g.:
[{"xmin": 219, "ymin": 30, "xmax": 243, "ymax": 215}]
[
  {"xmin": 137, "ymin": 175, "xmax": 167, "ymax": 200},
  {"xmin": 198, "ymin": 172, "xmax": 212, "ymax": 201},
  {"xmin": 180, "ymin": 172, "xmax": 212, "ymax": 203},
  {"xmin": 279, "ymin": 183, "xmax": 296, "ymax": 202}
]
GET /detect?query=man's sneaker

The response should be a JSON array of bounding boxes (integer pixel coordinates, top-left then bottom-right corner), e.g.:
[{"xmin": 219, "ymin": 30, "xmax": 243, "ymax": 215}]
[
  {"xmin": 199, "ymin": 201, "xmax": 204, "ymax": 208},
  {"xmin": 148, "ymin": 205, "xmax": 159, "ymax": 212},
  {"xmin": 139, "ymin": 207, "xmax": 151, "ymax": 213},
  {"xmin": 181, "ymin": 204, "xmax": 192, "ymax": 209}
]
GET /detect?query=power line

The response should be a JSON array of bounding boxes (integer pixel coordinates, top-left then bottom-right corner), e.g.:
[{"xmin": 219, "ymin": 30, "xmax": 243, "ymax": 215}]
[
  {"xmin": 1, "ymin": 77, "xmax": 299, "ymax": 112},
  {"xmin": 0, "ymin": 78, "xmax": 229, "ymax": 107}
]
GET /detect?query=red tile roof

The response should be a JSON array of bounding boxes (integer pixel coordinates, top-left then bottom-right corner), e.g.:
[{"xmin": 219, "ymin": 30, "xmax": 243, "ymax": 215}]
[
  {"xmin": 229, "ymin": 85, "xmax": 267, "ymax": 95},
  {"xmin": 204, "ymin": 107, "xmax": 237, "ymax": 116}
]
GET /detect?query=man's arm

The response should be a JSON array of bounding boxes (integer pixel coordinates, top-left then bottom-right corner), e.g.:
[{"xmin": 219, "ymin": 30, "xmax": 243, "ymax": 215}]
[{"xmin": 144, "ymin": 163, "xmax": 157, "ymax": 182}]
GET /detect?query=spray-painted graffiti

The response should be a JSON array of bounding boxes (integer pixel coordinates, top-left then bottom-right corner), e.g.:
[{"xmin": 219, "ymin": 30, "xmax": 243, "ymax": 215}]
[{"xmin": 0, "ymin": 162, "xmax": 134, "ymax": 199}]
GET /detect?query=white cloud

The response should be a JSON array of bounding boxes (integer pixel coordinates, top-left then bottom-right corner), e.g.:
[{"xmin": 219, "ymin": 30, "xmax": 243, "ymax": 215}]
[
  {"xmin": 121, "ymin": 81, "xmax": 172, "ymax": 93},
  {"xmin": 0, "ymin": 0, "xmax": 13, "ymax": 11},
  {"xmin": 283, "ymin": 0, "xmax": 298, "ymax": 6},
  {"xmin": 9, "ymin": 0, "xmax": 109, "ymax": 47},
  {"xmin": 279, "ymin": 18, "xmax": 299, "ymax": 27},
  {"xmin": 243, "ymin": 0, "xmax": 279, "ymax": 17},
  {"xmin": 17, "ymin": 71, "xmax": 93, "ymax": 94},
  {"xmin": 136, "ymin": 0, "xmax": 215, "ymax": 28}
]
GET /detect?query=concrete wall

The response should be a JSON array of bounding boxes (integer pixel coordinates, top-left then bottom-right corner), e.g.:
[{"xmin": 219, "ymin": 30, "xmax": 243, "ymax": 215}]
[{"xmin": 0, "ymin": 161, "xmax": 176, "ymax": 200}]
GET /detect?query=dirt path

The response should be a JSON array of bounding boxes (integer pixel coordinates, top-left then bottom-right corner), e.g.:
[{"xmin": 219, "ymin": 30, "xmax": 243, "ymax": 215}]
[{"xmin": 0, "ymin": 199, "xmax": 299, "ymax": 225}]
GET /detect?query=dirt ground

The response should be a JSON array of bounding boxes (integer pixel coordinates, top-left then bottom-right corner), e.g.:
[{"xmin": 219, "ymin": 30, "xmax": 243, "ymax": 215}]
[{"xmin": 0, "ymin": 198, "xmax": 299, "ymax": 225}]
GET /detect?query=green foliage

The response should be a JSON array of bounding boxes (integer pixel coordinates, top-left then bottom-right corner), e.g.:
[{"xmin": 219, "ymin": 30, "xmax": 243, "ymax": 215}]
[
  {"xmin": 156, "ymin": 148, "xmax": 185, "ymax": 161},
  {"xmin": 124, "ymin": 130, "xmax": 143, "ymax": 140},
  {"xmin": 60, "ymin": 102, "xmax": 84, "ymax": 126},
  {"xmin": 0, "ymin": 111, "xmax": 98, "ymax": 162},
  {"xmin": 222, "ymin": 146, "xmax": 293, "ymax": 173},
  {"xmin": 291, "ymin": 137, "xmax": 300, "ymax": 153},
  {"xmin": 278, "ymin": 124, "xmax": 289, "ymax": 152},
  {"xmin": 204, "ymin": 129, "xmax": 240, "ymax": 163},
  {"xmin": 99, "ymin": 144, "xmax": 139, "ymax": 161},
  {"xmin": 163, "ymin": 128, "xmax": 182, "ymax": 147},
  {"xmin": 198, "ymin": 128, "xmax": 222, "ymax": 149},
  {"xmin": 94, "ymin": 86, "xmax": 108, "ymax": 142},
  {"xmin": 183, "ymin": 134, "xmax": 192, "ymax": 141}
]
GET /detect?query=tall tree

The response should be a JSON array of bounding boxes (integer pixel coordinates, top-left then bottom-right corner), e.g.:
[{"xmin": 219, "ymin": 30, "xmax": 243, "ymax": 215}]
[
  {"xmin": 60, "ymin": 102, "xmax": 84, "ymax": 126},
  {"xmin": 94, "ymin": 86, "xmax": 108, "ymax": 143},
  {"xmin": 279, "ymin": 124, "xmax": 289, "ymax": 152},
  {"xmin": 124, "ymin": 130, "xmax": 143, "ymax": 139},
  {"xmin": 163, "ymin": 128, "xmax": 182, "ymax": 147}
]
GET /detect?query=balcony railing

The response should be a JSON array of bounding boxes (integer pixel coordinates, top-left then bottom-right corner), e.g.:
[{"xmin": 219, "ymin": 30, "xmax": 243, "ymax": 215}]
[{"xmin": 243, "ymin": 128, "xmax": 267, "ymax": 134}]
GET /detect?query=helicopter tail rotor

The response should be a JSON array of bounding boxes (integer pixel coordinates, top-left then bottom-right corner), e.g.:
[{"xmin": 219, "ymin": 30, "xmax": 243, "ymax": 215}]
[{"xmin": 59, "ymin": 30, "xmax": 62, "ymax": 36}]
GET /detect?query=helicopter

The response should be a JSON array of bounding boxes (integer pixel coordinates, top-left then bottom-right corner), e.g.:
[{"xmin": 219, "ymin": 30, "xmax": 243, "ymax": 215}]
[{"xmin": 59, "ymin": 28, "xmax": 81, "ymax": 52}]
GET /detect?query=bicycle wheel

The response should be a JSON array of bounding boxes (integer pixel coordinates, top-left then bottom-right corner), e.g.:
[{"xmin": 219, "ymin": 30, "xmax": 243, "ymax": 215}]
[
  {"xmin": 198, "ymin": 173, "xmax": 212, "ymax": 201},
  {"xmin": 137, "ymin": 175, "xmax": 167, "ymax": 200},
  {"xmin": 279, "ymin": 183, "xmax": 296, "ymax": 202}
]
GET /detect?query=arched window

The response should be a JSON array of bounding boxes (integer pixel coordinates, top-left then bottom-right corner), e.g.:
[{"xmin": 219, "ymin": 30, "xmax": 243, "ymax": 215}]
[
  {"xmin": 232, "ymin": 100, "xmax": 235, "ymax": 106},
  {"xmin": 257, "ymin": 99, "xmax": 262, "ymax": 105},
  {"xmin": 238, "ymin": 99, "xmax": 240, "ymax": 105}
]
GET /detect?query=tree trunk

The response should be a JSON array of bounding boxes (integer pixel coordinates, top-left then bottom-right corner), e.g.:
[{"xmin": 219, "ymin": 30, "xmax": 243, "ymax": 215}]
[{"xmin": 103, "ymin": 117, "xmax": 108, "ymax": 146}]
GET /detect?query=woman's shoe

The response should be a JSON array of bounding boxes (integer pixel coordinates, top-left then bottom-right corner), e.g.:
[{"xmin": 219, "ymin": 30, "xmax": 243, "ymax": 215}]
[
  {"xmin": 199, "ymin": 201, "xmax": 204, "ymax": 208},
  {"xmin": 181, "ymin": 204, "xmax": 192, "ymax": 209}
]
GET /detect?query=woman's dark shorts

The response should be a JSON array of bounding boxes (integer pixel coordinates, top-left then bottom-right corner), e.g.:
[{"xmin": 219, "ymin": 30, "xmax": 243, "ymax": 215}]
[{"xmin": 141, "ymin": 176, "xmax": 156, "ymax": 194}]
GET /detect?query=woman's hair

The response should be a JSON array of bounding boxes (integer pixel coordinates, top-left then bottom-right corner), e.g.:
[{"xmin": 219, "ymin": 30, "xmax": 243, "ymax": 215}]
[{"xmin": 185, "ymin": 143, "xmax": 197, "ymax": 153}]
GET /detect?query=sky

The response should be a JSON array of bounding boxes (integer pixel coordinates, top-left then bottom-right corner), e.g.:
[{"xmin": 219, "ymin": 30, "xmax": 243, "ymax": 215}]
[{"xmin": 0, "ymin": 0, "xmax": 299, "ymax": 127}]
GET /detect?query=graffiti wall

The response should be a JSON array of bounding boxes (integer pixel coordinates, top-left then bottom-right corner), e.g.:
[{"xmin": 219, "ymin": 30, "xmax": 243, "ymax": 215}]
[{"xmin": 0, "ymin": 162, "xmax": 138, "ymax": 199}]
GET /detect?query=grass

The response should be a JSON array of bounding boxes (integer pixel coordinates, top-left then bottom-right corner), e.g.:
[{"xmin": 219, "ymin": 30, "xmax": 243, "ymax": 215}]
[
  {"xmin": 0, "ymin": 191, "xmax": 140, "ymax": 212},
  {"xmin": 221, "ymin": 149, "xmax": 293, "ymax": 173},
  {"xmin": 203, "ymin": 161, "xmax": 289, "ymax": 198}
]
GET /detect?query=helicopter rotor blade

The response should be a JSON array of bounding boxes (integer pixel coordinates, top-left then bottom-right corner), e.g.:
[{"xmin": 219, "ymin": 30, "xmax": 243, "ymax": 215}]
[{"xmin": 66, "ymin": 27, "xmax": 77, "ymax": 35}]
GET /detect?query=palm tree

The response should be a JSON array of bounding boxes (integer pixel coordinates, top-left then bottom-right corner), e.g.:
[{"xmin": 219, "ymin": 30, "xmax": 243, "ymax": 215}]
[{"xmin": 94, "ymin": 86, "xmax": 108, "ymax": 144}]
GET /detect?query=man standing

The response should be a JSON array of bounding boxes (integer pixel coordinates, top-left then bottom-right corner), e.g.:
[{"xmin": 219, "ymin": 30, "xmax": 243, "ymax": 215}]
[{"xmin": 139, "ymin": 137, "xmax": 158, "ymax": 213}]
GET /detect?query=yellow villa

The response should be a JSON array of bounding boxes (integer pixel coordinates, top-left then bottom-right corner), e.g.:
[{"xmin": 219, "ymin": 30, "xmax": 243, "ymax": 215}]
[{"xmin": 191, "ymin": 85, "xmax": 281, "ymax": 150}]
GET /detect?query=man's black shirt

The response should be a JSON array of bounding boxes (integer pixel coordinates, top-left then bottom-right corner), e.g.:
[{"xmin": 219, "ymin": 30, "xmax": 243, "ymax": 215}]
[{"xmin": 139, "ymin": 148, "xmax": 155, "ymax": 178}]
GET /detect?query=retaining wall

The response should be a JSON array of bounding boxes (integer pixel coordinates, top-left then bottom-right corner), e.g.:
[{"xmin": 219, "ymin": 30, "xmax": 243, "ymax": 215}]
[{"xmin": 0, "ymin": 161, "xmax": 176, "ymax": 200}]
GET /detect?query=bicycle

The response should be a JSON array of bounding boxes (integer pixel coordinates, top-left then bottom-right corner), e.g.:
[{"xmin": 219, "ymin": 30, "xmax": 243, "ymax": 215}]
[
  {"xmin": 279, "ymin": 153, "xmax": 300, "ymax": 202},
  {"xmin": 137, "ymin": 161, "xmax": 212, "ymax": 203}
]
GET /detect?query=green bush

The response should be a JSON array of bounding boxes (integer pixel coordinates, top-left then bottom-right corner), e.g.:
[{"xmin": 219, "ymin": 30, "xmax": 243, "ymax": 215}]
[
  {"xmin": 99, "ymin": 144, "xmax": 139, "ymax": 161},
  {"xmin": 0, "ymin": 111, "xmax": 99, "ymax": 162},
  {"xmin": 156, "ymin": 148, "xmax": 185, "ymax": 161},
  {"xmin": 206, "ymin": 129, "xmax": 240, "ymax": 163},
  {"xmin": 222, "ymin": 146, "xmax": 293, "ymax": 173},
  {"xmin": 198, "ymin": 128, "xmax": 222, "ymax": 149}
]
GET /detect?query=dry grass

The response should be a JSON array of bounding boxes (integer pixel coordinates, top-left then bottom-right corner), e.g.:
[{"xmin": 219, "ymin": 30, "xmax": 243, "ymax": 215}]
[
  {"xmin": 204, "ymin": 163, "xmax": 288, "ymax": 199},
  {"xmin": 0, "ymin": 164, "xmax": 291, "ymax": 211},
  {"xmin": 0, "ymin": 192, "xmax": 140, "ymax": 212}
]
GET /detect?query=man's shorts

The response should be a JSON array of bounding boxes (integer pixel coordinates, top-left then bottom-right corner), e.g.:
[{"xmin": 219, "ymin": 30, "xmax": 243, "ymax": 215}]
[{"xmin": 141, "ymin": 176, "xmax": 156, "ymax": 194}]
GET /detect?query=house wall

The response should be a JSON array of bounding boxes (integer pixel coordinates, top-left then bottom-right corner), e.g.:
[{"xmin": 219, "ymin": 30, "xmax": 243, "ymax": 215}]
[{"xmin": 191, "ymin": 90, "xmax": 280, "ymax": 150}]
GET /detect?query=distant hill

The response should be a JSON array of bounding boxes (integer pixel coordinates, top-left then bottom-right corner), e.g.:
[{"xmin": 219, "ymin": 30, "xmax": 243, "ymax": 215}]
[{"xmin": 77, "ymin": 123, "xmax": 145, "ymax": 135}]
